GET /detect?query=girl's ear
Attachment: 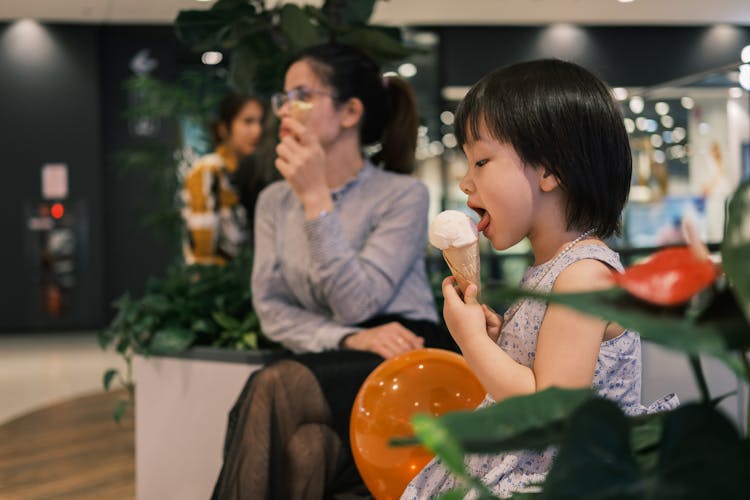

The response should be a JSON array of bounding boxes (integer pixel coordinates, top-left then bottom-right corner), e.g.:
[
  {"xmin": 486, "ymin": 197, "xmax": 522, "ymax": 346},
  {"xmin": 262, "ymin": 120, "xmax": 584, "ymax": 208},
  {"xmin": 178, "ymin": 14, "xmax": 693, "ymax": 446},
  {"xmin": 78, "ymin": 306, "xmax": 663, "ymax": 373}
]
[
  {"xmin": 340, "ymin": 97, "xmax": 364, "ymax": 129},
  {"xmin": 538, "ymin": 167, "xmax": 560, "ymax": 192}
]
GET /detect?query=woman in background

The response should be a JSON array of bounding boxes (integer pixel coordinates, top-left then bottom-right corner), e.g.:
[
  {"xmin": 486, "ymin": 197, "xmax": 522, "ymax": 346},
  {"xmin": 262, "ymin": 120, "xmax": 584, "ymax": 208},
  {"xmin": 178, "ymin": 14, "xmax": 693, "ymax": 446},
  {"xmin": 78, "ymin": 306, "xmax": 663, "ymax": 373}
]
[{"xmin": 181, "ymin": 92, "xmax": 266, "ymax": 265}]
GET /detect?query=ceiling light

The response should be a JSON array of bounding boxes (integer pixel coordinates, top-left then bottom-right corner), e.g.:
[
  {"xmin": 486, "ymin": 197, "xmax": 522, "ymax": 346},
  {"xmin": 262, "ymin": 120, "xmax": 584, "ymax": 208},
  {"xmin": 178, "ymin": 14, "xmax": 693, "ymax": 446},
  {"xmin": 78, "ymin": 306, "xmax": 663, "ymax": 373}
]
[
  {"xmin": 397, "ymin": 63, "xmax": 417, "ymax": 78},
  {"xmin": 201, "ymin": 51, "xmax": 222, "ymax": 65},
  {"xmin": 680, "ymin": 97, "xmax": 694, "ymax": 110},
  {"xmin": 629, "ymin": 96, "xmax": 644, "ymax": 114},
  {"xmin": 612, "ymin": 87, "xmax": 628, "ymax": 101}
]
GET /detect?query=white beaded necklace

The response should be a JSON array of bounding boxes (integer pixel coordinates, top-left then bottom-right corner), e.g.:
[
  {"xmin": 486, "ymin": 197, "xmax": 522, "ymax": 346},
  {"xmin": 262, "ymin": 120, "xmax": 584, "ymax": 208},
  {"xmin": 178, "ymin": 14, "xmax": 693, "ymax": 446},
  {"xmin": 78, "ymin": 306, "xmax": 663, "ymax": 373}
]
[{"xmin": 502, "ymin": 229, "xmax": 595, "ymax": 324}]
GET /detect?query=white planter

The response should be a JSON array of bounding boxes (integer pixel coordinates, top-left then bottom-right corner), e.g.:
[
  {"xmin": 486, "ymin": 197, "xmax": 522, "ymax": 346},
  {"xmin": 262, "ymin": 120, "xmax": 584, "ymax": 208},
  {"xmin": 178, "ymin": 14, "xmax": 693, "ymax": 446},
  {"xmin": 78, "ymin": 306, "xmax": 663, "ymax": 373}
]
[{"xmin": 134, "ymin": 348, "xmax": 284, "ymax": 500}]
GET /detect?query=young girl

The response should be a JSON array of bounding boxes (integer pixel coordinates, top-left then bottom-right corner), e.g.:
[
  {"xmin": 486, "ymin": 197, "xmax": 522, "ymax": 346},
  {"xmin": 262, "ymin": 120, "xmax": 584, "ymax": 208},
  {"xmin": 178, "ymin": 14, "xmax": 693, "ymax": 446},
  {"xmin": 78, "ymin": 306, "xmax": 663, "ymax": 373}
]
[{"xmin": 402, "ymin": 59, "xmax": 678, "ymax": 499}]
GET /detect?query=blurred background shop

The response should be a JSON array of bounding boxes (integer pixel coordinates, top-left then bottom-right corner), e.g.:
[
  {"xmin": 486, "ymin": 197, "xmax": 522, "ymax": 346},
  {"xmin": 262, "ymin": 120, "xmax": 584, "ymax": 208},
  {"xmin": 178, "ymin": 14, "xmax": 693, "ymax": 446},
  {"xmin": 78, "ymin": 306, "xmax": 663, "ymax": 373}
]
[
  {"xmin": 1, "ymin": 0, "xmax": 749, "ymax": 497},
  {"xmin": 3, "ymin": 2, "xmax": 750, "ymax": 331}
]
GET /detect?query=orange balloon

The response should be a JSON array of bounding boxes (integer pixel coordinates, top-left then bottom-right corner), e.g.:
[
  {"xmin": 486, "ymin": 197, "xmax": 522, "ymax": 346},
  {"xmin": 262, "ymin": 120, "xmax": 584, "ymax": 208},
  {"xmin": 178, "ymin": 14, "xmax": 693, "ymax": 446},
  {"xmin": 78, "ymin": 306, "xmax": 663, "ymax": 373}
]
[{"xmin": 350, "ymin": 348, "xmax": 486, "ymax": 500}]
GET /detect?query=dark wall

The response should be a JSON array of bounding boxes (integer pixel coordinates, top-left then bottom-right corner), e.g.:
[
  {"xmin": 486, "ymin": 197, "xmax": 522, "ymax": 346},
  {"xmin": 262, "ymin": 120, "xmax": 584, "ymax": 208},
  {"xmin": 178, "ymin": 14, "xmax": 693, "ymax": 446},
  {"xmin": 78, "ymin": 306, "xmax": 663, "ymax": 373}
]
[
  {"xmin": 435, "ymin": 25, "xmax": 750, "ymax": 88},
  {"xmin": 0, "ymin": 22, "xmax": 103, "ymax": 329},
  {"xmin": 0, "ymin": 22, "xmax": 196, "ymax": 331}
]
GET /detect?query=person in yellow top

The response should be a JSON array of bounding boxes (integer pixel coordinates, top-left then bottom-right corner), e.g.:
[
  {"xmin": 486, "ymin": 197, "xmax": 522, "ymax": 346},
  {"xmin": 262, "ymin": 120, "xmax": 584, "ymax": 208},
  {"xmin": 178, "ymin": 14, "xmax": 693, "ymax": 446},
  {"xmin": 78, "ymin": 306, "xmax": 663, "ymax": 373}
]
[{"xmin": 181, "ymin": 92, "xmax": 266, "ymax": 265}]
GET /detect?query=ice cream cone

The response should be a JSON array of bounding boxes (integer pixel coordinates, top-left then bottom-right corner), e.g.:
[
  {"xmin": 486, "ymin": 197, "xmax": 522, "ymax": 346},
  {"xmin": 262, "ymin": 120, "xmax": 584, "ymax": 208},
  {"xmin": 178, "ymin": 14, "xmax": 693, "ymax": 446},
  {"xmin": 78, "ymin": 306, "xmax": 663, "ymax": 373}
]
[
  {"xmin": 442, "ymin": 241, "xmax": 480, "ymax": 296},
  {"xmin": 290, "ymin": 100, "xmax": 313, "ymax": 123}
]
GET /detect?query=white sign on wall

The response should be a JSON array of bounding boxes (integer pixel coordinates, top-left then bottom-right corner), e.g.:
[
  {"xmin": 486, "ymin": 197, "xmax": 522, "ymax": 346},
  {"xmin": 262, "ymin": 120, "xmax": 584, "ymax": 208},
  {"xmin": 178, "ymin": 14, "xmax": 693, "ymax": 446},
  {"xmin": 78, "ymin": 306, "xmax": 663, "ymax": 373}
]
[{"xmin": 41, "ymin": 163, "xmax": 68, "ymax": 200}]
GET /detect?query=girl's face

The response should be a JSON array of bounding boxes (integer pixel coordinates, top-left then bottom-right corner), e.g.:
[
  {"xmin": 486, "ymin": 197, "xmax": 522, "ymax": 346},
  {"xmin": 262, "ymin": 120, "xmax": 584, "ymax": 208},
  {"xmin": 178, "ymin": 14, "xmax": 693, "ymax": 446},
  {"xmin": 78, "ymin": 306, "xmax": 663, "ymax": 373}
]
[
  {"xmin": 225, "ymin": 100, "xmax": 264, "ymax": 158},
  {"xmin": 459, "ymin": 122, "xmax": 542, "ymax": 250},
  {"xmin": 278, "ymin": 60, "xmax": 343, "ymax": 146}
]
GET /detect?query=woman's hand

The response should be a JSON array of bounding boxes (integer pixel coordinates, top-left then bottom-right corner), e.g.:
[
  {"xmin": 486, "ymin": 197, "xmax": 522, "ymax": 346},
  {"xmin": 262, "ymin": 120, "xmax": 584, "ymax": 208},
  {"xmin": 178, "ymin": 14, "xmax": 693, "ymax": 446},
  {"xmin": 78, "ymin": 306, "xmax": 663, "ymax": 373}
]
[
  {"xmin": 275, "ymin": 118, "xmax": 332, "ymax": 218},
  {"xmin": 483, "ymin": 304, "xmax": 502, "ymax": 342},
  {"xmin": 342, "ymin": 322, "xmax": 424, "ymax": 359},
  {"xmin": 442, "ymin": 278, "xmax": 488, "ymax": 349}
]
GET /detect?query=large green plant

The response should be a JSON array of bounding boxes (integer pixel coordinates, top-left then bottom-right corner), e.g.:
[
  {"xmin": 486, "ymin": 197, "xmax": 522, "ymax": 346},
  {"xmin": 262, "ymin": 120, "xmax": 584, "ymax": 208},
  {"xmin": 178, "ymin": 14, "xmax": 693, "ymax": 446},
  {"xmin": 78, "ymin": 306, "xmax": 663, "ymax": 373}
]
[
  {"xmin": 174, "ymin": 0, "xmax": 416, "ymax": 97},
  {"xmin": 398, "ymin": 180, "xmax": 750, "ymax": 499},
  {"xmin": 98, "ymin": 251, "xmax": 277, "ymax": 421},
  {"xmin": 116, "ymin": 70, "xmax": 227, "ymax": 239}
]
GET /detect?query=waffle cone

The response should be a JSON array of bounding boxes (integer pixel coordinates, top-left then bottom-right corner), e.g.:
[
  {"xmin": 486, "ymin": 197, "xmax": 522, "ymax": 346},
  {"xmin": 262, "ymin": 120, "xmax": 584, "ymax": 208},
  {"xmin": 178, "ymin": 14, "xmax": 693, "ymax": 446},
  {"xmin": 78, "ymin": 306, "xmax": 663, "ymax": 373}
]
[{"xmin": 442, "ymin": 242, "xmax": 480, "ymax": 296}]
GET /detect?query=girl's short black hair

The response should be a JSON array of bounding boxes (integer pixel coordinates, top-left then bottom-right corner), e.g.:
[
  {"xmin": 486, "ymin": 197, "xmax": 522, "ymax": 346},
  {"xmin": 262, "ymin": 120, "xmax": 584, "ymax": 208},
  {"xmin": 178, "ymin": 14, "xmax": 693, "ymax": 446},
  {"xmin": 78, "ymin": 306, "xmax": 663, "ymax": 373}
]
[{"xmin": 455, "ymin": 59, "xmax": 632, "ymax": 239}]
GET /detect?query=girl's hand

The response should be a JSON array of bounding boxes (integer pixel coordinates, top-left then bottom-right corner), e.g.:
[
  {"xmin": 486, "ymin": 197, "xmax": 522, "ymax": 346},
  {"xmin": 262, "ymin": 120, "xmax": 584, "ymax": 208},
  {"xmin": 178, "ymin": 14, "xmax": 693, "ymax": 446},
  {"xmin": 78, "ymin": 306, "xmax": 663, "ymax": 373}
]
[
  {"xmin": 275, "ymin": 118, "xmax": 332, "ymax": 217},
  {"xmin": 442, "ymin": 277, "xmax": 488, "ymax": 349},
  {"xmin": 342, "ymin": 322, "xmax": 425, "ymax": 359},
  {"xmin": 483, "ymin": 304, "xmax": 503, "ymax": 342}
]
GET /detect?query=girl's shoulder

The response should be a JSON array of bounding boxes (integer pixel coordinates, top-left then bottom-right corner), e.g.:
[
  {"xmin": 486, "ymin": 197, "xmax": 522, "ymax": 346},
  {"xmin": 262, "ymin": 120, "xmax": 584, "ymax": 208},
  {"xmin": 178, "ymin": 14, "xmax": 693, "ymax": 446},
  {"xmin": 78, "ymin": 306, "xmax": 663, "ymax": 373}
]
[{"xmin": 549, "ymin": 244, "xmax": 622, "ymax": 293}]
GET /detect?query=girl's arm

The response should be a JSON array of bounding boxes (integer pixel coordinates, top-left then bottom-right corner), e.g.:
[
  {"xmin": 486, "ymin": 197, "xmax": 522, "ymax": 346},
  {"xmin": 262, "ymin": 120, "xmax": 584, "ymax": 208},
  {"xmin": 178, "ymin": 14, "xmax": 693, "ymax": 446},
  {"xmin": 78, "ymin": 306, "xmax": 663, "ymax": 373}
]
[
  {"xmin": 532, "ymin": 258, "xmax": 613, "ymax": 390},
  {"xmin": 444, "ymin": 258, "xmax": 612, "ymax": 402}
]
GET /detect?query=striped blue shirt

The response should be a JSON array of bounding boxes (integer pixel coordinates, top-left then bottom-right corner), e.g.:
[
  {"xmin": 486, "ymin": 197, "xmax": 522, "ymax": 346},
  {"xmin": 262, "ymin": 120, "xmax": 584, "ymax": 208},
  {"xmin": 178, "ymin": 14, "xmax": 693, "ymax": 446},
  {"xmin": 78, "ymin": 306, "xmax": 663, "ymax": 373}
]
[{"xmin": 252, "ymin": 161, "xmax": 438, "ymax": 353}]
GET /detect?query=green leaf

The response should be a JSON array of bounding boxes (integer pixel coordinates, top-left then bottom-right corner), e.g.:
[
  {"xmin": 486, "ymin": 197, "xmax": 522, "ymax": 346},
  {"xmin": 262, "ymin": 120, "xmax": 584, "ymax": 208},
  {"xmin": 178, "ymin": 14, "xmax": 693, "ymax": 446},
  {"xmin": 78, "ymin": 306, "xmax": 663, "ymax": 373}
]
[
  {"xmin": 174, "ymin": 3, "xmax": 258, "ymax": 52},
  {"xmin": 487, "ymin": 287, "xmax": 745, "ymax": 378},
  {"xmin": 321, "ymin": 0, "xmax": 375, "ymax": 26},
  {"xmin": 98, "ymin": 329, "xmax": 114, "ymax": 350},
  {"xmin": 722, "ymin": 179, "xmax": 750, "ymax": 325},
  {"xmin": 404, "ymin": 387, "xmax": 592, "ymax": 454},
  {"xmin": 192, "ymin": 318, "xmax": 216, "ymax": 334},
  {"xmin": 544, "ymin": 399, "xmax": 643, "ymax": 499},
  {"xmin": 653, "ymin": 403, "xmax": 750, "ymax": 499},
  {"xmin": 212, "ymin": 311, "xmax": 241, "ymax": 330},
  {"xmin": 103, "ymin": 368, "xmax": 119, "ymax": 391},
  {"xmin": 279, "ymin": 3, "xmax": 323, "ymax": 53},
  {"xmin": 411, "ymin": 414, "xmax": 466, "ymax": 474},
  {"xmin": 242, "ymin": 332, "xmax": 258, "ymax": 350},
  {"xmin": 338, "ymin": 26, "xmax": 414, "ymax": 64},
  {"xmin": 436, "ymin": 490, "xmax": 470, "ymax": 500},
  {"xmin": 149, "ymin": 327, "xmax": 196, "ymax": 354},
  {"xmin": 140, "ymin": 293, "xmax": 172, "ymax": 314},
  {"xmin": 629, "ymin": 413, "xmax": 663, "ymax": 472},
  {"xmin": 113, "ymin": 399, "xmax": 128, "ymax": 424}
]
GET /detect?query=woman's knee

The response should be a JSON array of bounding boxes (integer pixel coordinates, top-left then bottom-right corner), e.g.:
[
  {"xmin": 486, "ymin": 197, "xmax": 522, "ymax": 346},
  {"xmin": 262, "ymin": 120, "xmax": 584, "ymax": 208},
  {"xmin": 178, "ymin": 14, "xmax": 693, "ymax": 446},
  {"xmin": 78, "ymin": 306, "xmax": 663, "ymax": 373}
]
[{"xmin": 254, "ymin": 359, "xmax": 309, "ymax": 392}]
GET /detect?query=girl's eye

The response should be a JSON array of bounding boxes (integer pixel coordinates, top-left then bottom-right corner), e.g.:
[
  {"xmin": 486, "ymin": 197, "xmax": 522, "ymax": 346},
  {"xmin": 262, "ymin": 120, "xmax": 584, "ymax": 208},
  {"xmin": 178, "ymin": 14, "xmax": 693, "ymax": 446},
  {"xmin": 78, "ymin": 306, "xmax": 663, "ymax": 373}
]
[{"xmin": 474, "ymin": 159, "xmax": 489, "ymax": 167}]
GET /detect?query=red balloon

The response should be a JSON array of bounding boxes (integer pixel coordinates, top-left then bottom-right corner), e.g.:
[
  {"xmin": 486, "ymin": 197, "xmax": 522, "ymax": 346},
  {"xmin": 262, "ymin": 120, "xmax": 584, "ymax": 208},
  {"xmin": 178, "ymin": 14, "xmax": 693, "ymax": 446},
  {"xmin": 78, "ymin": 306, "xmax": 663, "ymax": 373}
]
[{"xmin": 350, "ymin": 348, "xmax": 486, "ymax": 500}]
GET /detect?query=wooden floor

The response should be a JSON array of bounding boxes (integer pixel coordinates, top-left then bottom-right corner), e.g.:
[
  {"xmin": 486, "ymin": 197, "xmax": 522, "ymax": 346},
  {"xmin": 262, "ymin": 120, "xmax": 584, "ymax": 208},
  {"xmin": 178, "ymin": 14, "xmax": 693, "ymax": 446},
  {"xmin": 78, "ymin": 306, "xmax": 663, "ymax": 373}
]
[{"xmin": 0, "ymin": 389, "xmax": 134, "ymax": 500}]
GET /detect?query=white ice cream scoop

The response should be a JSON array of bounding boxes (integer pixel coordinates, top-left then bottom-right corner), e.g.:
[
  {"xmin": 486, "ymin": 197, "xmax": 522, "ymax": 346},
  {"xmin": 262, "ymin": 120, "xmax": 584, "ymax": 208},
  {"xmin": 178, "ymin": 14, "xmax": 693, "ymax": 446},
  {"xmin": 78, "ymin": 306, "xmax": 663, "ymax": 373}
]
[
  {"xmin": 429, "ymin": 210, "xmax": 478, "ymax": 250},
  {"xmin": 429, "ymin": 210, "xmax": 480, "ymax": 295}
]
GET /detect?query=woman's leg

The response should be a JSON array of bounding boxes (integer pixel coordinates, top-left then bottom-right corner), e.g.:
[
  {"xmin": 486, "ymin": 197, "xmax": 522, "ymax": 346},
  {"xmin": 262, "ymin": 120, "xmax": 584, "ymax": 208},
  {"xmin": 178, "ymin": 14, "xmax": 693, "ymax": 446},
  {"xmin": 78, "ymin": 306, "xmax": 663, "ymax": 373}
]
[
  {"xmin": 212, "ymin": 359, "xmax": 335, "ymax": 500},
  {"xmin": 285, "ymin": 423, "xmax": 349, "ymax": 500}
]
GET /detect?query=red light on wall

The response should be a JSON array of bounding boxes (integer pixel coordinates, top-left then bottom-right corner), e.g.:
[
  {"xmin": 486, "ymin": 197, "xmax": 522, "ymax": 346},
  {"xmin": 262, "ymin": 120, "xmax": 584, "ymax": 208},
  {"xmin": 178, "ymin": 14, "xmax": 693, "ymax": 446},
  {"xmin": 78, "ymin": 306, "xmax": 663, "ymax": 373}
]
[{"xmin": 50, "ymin": 203, "xmax": 64, "ymax": 219}]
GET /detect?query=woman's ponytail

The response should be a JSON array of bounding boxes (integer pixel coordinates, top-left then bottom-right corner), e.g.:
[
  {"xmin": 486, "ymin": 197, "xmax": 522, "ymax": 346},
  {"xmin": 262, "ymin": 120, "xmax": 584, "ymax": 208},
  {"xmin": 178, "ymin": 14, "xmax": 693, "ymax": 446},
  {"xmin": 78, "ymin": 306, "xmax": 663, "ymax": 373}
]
[{"xmin": 372, "ymin": 76, "xmax": 419, "ymax": 174}]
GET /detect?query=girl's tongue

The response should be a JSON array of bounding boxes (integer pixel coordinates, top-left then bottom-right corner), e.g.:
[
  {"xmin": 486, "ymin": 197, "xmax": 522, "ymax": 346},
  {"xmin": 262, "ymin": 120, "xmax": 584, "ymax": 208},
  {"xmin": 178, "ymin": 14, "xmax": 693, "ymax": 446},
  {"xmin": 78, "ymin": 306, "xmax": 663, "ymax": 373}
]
[{"xmin": 477, "ymin": 212, "xmax": 491, "ymax": 232}]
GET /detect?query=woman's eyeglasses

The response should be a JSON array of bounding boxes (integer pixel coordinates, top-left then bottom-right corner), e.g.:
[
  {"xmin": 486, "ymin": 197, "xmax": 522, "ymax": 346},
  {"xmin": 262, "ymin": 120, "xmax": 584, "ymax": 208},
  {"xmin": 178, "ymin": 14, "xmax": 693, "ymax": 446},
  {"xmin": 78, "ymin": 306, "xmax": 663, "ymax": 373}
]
[{"xmin": 270, "ymin": 87, "xmax": 337, "ymax": 117}]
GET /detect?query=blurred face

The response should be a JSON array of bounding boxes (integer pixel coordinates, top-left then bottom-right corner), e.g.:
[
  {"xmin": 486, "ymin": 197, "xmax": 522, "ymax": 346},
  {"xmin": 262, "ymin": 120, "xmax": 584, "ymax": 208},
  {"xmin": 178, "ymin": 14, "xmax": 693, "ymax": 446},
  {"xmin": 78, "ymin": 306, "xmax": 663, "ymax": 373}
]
[
  {"xmin": 225, "ymin": 100, "xmax": 264, "ymax": 158},
  {"xmin": 277, "ymin": 60, "xmax": 342, "ymax": 145},
  {"xmin": 459, "ymin": 121, "xmax": 541, "ymax": 250}
]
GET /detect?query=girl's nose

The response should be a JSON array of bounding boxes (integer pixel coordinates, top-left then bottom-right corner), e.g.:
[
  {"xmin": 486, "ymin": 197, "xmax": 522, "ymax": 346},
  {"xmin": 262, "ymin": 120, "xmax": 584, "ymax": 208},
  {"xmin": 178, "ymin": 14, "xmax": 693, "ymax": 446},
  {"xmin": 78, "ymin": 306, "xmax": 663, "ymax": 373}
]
[{"xmin": 459, "ymin": 171, "xmax": 473, "ymax": 195}]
